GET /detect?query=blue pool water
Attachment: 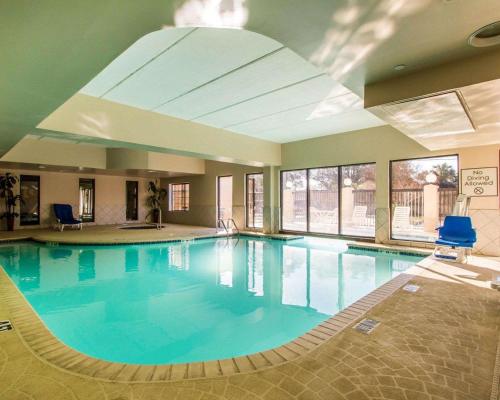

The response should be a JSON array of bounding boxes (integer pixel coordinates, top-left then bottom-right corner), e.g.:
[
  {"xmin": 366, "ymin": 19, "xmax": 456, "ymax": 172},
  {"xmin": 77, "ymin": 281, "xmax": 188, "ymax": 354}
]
[{"xmin": 0, "ymin": 237, "xmax": 421, "ymax": 364}]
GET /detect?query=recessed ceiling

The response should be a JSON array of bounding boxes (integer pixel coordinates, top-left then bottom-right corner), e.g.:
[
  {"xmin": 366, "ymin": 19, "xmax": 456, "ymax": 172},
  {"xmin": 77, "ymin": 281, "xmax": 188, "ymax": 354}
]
[
  {"xmin": 79, "ymin": 27, "xmax": 385, "ymax": 143},
  {"xmin": 377, "ymin": 91, "xmax": 475, "ymax": 139}
]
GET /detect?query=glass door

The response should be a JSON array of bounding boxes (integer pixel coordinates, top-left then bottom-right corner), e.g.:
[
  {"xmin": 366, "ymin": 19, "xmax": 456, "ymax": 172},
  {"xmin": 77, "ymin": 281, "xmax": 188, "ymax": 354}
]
[{"xmin": 217, "ymin": 176, "xmax": 233, "ymax": 222}]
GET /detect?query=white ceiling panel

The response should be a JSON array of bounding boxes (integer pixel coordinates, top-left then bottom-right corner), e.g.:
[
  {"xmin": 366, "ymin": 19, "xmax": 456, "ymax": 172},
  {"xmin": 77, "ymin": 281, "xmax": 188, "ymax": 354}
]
[
  {"xmin": 155, "ymin": 48, "xmax": 321, "ymax": 119},
  {"xmin": 102, "ymin": 28, "xmax": 283, "ymax": 110},
  {"xmin": 227, "ymin": 92, "xmax": 362, "ymax": 135},
  {"xmin": 80, "ymin": 28, "xmax": 196, "ymax": 97},
  {"xmin": 195, "ymin": 75, "xmax": 350, "ymax": 128},
  {"xmin": 77, "ymin": 27, "xmax": 384, "ymax": 143},
  {"xmin": 247, "ymin": 109, "xmax": 386, "ymax": 143}
]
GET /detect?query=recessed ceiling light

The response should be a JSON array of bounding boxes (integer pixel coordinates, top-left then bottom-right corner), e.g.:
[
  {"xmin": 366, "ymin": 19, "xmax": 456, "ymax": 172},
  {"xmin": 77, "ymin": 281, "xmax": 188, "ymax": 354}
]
[
  {"xmin": 393, "ymin": 64, "xmax": 407, "ymax": 71},
  {"xmin": 38, "ymin": 165, "xmax": 46, "ymax": 169},
  {"xmin": 469, "ymin": 21, "xmax": 500, "ymax": 47},
  {"xmin": 148, "ymin": 170, "xmax": 156, "ymax": 173}
]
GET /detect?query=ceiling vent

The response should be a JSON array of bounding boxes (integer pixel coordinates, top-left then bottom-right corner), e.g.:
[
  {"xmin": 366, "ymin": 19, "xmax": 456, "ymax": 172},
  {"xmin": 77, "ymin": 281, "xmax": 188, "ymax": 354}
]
[{"xmin": 469, "ymin": 21, "xmax": 500, "ymax": 47}]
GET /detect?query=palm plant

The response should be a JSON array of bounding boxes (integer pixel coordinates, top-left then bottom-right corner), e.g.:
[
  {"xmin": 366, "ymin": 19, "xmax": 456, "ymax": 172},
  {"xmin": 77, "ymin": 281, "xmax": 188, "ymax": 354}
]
[
  {"xmin": 146, "ymin": 181, "xmax": 167, "ymax": 223},
  {"xmin": 0, "ymin": 173, "xmax": 23, "ymax": 231}
]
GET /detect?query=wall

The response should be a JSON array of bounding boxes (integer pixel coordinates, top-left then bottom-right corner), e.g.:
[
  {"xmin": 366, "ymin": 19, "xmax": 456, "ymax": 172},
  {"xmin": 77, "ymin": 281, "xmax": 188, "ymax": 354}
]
[
  {"xmin": 161, "ymin": 160, "xmax": 264, "ymax": 230},
  {"xmin": 39, "ymin": 94, "xmax": 282, "ymax": 166},
  {"xmin": 0, "ymin": 169, "xmax": 150, "ymax": 230},
  {"xmin": 281, "ymin": 125, "xmax": 500, "ymax": 255}
]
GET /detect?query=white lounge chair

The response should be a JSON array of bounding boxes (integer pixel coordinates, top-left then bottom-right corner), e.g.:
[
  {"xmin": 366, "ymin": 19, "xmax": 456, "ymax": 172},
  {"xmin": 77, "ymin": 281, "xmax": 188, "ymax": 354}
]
[
  {"xmin": 351, "ymin": 206, "xmax": 368, "ymax": 226},
  {"xmin": 392, "ymin": 206, "xmax": 411, "ymax": 230}
]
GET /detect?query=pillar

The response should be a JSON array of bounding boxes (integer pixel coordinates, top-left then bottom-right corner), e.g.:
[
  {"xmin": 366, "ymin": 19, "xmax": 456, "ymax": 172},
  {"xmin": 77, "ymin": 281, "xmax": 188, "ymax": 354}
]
[
  {"xmin": 423, "ymin": 183, "xmax": 439, "ymax": 232},
  {"xmin": 263, "ymin": 166, "xmax": 279, "ymax": 234}
]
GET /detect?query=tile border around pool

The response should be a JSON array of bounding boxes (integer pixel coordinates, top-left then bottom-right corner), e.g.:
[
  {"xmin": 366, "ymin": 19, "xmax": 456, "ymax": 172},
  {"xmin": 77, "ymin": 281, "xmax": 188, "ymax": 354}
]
[
  {"xmin": 0, "ymin": 258, "xmax": 423, "ymax": 384},
  {"xmin": 26, "ymin": 233, "xmax": 303, "ymax": 246}
]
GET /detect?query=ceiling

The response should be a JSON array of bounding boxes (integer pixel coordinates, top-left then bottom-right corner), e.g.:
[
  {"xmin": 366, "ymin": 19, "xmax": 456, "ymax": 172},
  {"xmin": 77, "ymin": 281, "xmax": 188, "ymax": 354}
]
[
  {"xmin": 78, "ymin": 27, "xmax": 384, "ymax": 143},
  {"xmin": 1, "ymin": 0, "xmax": 500, "ymax": 161}
]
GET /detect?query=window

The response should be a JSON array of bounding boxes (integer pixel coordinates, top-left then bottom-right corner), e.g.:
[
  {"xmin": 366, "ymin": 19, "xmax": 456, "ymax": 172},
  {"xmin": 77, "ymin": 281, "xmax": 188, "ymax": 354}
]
[
  {"xmin": 281, "ymin": 170, "xmax": 307, "ymax": 231},
  {"xmin": 217, "ymin": 176, "xmax": 233, "ymax": 221},
  {"xmin": 281, "ymin": 163, "xmax": 376, "ymax": 237},
  {"xmin": 309, "ymin": 167, "xmax": 338, "ymax": 234},
  {"xmin": 390, "ymin": 155, "xmax": 458, "ymax": 242},
  {"xmin": 20, "ymin": 175, "xmax": 40, "ymax": 226},
  {"xmin": 340, "ymin": 164, "xmax": 376, "ymax": 237},
  {"xmin": 126, "ymin": 181, "xmax": 138, "ymax": 221},
  {"xmin": 246, "ymin": 173, "xmax": 263, "ymax": 229},
  {"xmin": 79, "ymin": 178, "xmax": 95, "ymax": 222},
  {"xmin": 169, "ymin": 183, "xmax": 189, "ymax": 211}
]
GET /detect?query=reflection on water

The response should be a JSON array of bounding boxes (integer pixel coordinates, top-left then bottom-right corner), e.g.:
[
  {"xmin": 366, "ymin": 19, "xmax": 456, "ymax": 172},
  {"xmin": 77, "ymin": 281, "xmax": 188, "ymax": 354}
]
[{"xmin": 0, "ymin": 238, "xmax": 421, "ymax": 364}]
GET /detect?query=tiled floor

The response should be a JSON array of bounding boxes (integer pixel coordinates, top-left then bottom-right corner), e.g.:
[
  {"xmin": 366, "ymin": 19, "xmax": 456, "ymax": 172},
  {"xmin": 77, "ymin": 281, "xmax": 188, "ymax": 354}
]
[
  {"xmin": 0, "ymin": 237, "xmax": 499, "ymax": 399},
  {"xmin": 0, "ymin": 224, "xmax": 221, "ymax": 244}
]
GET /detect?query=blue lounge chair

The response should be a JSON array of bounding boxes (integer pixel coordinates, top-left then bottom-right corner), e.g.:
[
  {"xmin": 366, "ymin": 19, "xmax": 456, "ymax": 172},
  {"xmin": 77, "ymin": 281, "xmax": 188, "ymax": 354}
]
[
  {"xmin": 434, "ymin": 216, "xmax": 476, "ymax": 262},
  {"xmin": 53, "ymin": 204, "xmax": 82, "ymax": 231}
]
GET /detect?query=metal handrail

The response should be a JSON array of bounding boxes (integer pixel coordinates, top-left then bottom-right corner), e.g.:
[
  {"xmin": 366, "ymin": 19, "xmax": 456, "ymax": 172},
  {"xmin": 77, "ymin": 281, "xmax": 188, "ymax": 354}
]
[
  {"xmin": 228, "ymin": 218, "xmax": 240, "ymax": 235},
  {"xmin": 217, "ymin": 218, "xmax": 239, "ymax": 236}
]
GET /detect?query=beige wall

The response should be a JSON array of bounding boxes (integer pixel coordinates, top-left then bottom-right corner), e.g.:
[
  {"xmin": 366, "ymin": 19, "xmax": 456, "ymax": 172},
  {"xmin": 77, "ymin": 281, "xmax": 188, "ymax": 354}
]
[
  {"xmin": 161, "ymin": 160, "xmax": 264, "ymax": 229},
  {"xmin": 39, "ymin": 94, "xmax": 282, "ymax": 166},
  {"xmin": 1, "ymin": 137, "xmax": 107, "ymax": 169},
  {"xmin": 0, "ymin": 168, "xmax": 151, "ymax": 230},
  {"xmin": 281, "ymin": 125, "xmax": 500, "ymax": 255}
]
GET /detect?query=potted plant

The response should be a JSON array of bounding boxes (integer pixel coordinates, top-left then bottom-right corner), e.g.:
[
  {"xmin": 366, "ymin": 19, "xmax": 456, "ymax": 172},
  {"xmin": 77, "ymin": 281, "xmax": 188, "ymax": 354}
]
[
  {"xmin": 146, "ymin": 181, "xmax": 167, "ymax": 224},
  {"xmin": 0, "ymin": 173, "xmax": 23, "ymax": 231}
]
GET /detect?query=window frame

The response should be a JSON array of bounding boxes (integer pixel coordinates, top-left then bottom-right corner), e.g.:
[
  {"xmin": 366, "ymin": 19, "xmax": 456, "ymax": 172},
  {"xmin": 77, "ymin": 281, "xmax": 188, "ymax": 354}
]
[
  {"xmin": 389, "ymin": 154, "xmax": 459, "ymax": 243},
  {"xmin": 169, "ymin": 182, "xmax": 190, "ymax": 212},
  {"xmin": 280, "ymin": 162, "xmax": 376, "ymax": 239},
  {"xmin": 245, "ymin": 172, "xmax": 264, "ymax": 229},
  {"xmin": 79, "ymin": 178, "xmax": 95, "ymax": 223},
  {"xmin": 216, "ymin": 175, "xmax": 233, "ymax": 222},
  {"xmin": 125, "ymin": 180, "xmax": 139, "ymax": 221},
  {"xmin": 19, "ymin": 175, "xmax": 40, "ymax": 226}
]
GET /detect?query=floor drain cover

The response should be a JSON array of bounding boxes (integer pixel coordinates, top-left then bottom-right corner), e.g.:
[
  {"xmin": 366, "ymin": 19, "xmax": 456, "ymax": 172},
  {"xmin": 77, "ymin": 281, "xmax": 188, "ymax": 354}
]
[
  {"xmin": 403, "ymin": 284, "xmax": 420, "ymax": 293},
  {"xmin": 354, "ymin": 318, "xmax": 379, "ymax": 334},
  {"xmin": 0, "ymin": 320, "xmax": 13, "ymax": 332}
]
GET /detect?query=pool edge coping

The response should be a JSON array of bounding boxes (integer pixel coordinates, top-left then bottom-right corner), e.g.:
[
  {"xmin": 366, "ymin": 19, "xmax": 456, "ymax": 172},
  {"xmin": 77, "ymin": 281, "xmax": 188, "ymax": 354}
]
[{"xmin": 0, "ymin": 255, "xmax": 426, "ymax": 384}]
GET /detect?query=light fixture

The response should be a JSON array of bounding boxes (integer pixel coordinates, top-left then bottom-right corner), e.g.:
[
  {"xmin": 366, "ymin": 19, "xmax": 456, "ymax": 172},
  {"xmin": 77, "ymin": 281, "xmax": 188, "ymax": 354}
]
[
  {"xmin": 343, "ymin": 177, "xmax": 352, "ymax": 187},
  {"xmin": 38, "ymin": 165, "xmax": 46, "ymax": 169},
  {"xmin": 469, "ymin": 21, "xmax": 500, "ymax": 47},
  {"xmin": 425, "ymin": 172, "xmax": 438, "ymax": 184},
  {"xmin": 393, "ymin": 64, "xmax": 407, "ymax": 71}
]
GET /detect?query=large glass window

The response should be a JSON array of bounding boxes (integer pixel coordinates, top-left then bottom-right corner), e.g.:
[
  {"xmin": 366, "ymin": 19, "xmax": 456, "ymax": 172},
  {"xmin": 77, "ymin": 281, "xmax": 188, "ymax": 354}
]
[
  {"xmin": 20, "ymin": 175, "xmax": 40, "ymax": 226},
  {"xmin": 309, "ymin": 167, "xmax": 339, "ymax": 234},
  {"xmin": 281, "ymin": 170, "xmax": 307, "ymax": 231},
  {"xmin": 340, "ymin": 164, "xmax": 376, "ymax": 237},
  {"xmin": 79, "ymin": 178, "xmax": 95, "ymax": 222},
  {"xmin": 126, "ymin": 181, "xmax": 138, "ymax": 221},
  {"xmin": 169, "ymin": 183, "xmax": 189, "ymax": 211},
  {"xmin": 390, "ymin": 155, "xmax": 458, "ymax": 242},
  {"xmin": 246, "ymin": 173, "xmax": 263, "ymax": 229},
  {"xmin": 281, "ymin": 164, "xmax": 375, "ymax": 237},
  {"xmin": 217, "ymin": 176, "xmax": 233, "ymax": 221}
]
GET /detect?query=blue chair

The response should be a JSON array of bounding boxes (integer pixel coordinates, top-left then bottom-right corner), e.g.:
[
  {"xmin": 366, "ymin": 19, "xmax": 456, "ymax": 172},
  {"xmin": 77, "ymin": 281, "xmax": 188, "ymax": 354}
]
[
  {"xmin": 53, "ymin": 204, "xmax": 82, "ymax": 231},
  {"xmin": 434, "ymin": 216, "xmax": 476, "ymax": 262}
]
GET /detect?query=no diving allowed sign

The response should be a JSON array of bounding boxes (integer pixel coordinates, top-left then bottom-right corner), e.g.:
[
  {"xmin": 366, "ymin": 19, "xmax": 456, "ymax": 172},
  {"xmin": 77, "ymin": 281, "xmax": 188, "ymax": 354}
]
[{"xmin": 461, "ymin": 167, "xmax": 498, "ymax": 197}]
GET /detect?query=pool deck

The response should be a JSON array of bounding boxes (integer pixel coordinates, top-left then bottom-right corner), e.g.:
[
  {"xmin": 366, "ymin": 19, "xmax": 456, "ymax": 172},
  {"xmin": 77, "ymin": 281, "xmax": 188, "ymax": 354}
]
[
  {"xmin": 0, "ymin": 226, "xmax": 499, "ymax": 399},
  {"xmin": 0, "ymin": 224, "xmax": 301, "ymax": 245}
]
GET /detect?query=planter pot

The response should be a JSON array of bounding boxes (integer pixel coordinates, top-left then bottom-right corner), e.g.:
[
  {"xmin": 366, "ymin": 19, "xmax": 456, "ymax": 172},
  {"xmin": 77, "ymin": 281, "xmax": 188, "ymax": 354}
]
[
  {"xmin": 6, "ymin": 215, "xmax": 15, "ymax": 231},
  {"xmin": 151, "ymin": 209, "xmax": 160, "ymax": 224}
]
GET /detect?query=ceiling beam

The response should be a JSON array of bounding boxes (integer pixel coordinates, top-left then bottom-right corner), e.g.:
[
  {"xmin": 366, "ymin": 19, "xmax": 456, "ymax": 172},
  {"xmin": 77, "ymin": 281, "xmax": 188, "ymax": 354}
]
[{"xmin": 364, "ymin": 48, "xmax": 500, "ymax": 108}]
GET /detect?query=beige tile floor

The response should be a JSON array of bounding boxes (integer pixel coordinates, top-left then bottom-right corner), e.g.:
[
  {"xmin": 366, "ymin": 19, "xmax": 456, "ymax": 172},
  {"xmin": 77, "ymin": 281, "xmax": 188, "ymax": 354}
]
[
  {"xmin": 0, "ymin": 230, "xmax": 499, "ymax": 399},
  {"xmin": 0, "ymin": 224, "xmax": 301, "ymax": 245},
  {"xmin": 0, "ymin": 224, "xmax": 221, "ymax": 244}
]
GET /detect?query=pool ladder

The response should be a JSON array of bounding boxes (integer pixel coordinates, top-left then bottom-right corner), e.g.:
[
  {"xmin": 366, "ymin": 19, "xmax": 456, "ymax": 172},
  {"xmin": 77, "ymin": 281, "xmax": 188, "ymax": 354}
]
[{"xmin": 217, "ymin": 218, "xmax": 239, "ymax": 236}]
